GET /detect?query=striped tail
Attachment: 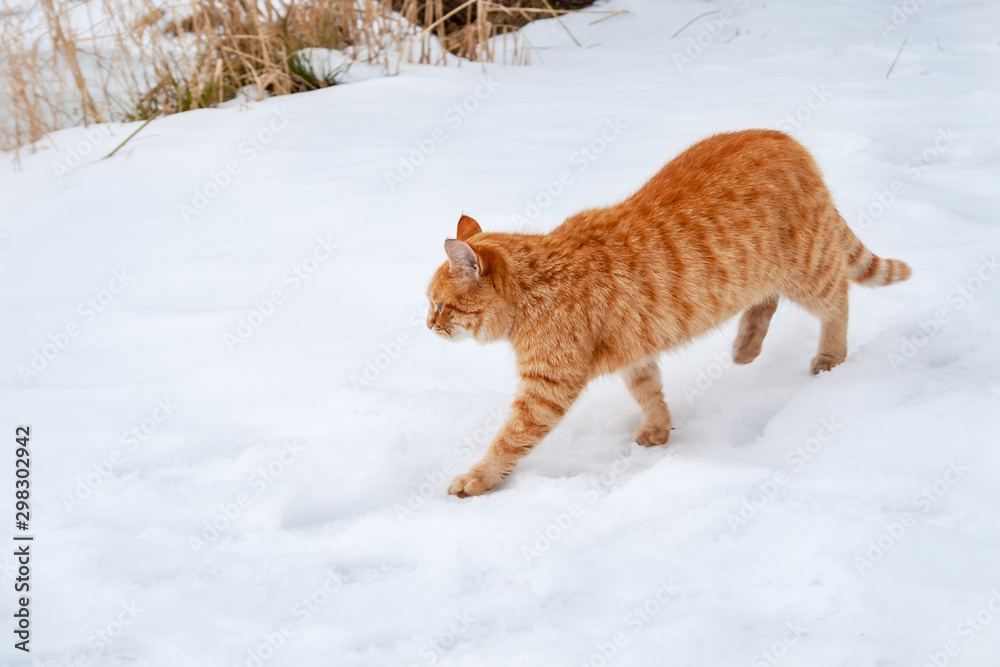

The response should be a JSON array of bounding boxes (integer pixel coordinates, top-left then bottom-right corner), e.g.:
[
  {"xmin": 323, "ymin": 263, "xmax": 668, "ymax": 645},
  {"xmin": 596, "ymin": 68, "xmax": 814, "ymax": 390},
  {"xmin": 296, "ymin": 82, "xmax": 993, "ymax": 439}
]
[{"xmin": 841, "ymin": 218, "xmax": 912, "ymax": 286}]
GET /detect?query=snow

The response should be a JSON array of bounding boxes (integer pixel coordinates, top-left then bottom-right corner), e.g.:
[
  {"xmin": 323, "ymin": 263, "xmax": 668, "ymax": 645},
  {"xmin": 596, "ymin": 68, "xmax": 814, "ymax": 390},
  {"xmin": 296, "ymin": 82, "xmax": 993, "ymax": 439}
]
[{"xmin": 2, "ymin": 0, "xmax": 1000, "ymax": 665}]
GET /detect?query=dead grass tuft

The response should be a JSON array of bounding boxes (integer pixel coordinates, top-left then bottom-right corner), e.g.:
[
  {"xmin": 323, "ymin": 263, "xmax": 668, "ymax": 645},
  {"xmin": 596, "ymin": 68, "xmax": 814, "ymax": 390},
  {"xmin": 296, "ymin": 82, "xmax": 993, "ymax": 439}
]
[{"xmin": 0, "ymin": 0, "xmax": 611, "ymax": 153}]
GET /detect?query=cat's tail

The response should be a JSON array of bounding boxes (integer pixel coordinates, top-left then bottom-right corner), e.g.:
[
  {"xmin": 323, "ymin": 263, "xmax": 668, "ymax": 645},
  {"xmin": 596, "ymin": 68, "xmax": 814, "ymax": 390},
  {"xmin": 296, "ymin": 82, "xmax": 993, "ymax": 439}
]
[{"xmin": 840, "ymin": 218, "xmax": 912, "ymax": 286}]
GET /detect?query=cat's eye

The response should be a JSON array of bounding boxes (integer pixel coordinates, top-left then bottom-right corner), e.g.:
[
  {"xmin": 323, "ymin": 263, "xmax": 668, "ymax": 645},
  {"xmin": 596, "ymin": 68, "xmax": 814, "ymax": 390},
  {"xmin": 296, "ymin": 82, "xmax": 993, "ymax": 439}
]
[{"xmin": 435, "ymin": 302, "xmax": 443, "ymax": 312}]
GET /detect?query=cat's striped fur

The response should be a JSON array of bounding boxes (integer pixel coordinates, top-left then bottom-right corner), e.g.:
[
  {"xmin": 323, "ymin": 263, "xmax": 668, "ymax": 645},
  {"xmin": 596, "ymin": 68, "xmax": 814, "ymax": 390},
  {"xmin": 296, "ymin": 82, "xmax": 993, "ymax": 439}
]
[{"xmin": 426, "ymin": 130, "xmax": 910, "ymax": 497}]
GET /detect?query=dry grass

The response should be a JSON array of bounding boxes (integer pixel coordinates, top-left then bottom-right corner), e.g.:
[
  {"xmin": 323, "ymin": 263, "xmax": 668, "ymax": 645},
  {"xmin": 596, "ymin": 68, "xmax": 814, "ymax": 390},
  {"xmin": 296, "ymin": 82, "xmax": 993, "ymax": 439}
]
[
  {"xmin": 392, "ymin": 0, "xmax": 598, "ymax": 61},
  {"xmin": 131, "ymin": 0, "xmax": 365, "ymax": 119},
  {"xmin": 0, "ymin": 0, "xmax": 608, "ymax": 152}
]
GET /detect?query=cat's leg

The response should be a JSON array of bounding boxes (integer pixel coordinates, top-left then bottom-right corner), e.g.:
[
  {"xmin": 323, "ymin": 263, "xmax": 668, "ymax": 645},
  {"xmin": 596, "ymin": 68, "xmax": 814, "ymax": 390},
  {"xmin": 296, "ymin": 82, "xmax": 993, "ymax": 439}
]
[
  {"xmin": 786, "ymin": 276, "xmax": 849, "ymax": 374},
  {"xmin": 448, "ymin": 371, "xmax": 586, "ymax": 497},
  {"xmin": 732, "ymin": 294, "xmax": 779, "ymax": 364},
  {"xmin": 621, "ymin": 359, "xmax": 672, "ymax": 446},
  {"xmin": 808, "ymin": 280, "xmax": 849, "ymax": 374}
]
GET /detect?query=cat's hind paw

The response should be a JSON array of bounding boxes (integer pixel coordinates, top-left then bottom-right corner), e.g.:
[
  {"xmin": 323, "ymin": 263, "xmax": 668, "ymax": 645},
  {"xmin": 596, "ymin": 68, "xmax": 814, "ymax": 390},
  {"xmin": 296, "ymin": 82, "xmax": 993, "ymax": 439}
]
[
  {"xmin": 810, "ymin": 353, "xmax": 844, "ymax": 375},
  {"xmin": 732, "ymin": 344, "xmax": 761, "ymax": 365}
]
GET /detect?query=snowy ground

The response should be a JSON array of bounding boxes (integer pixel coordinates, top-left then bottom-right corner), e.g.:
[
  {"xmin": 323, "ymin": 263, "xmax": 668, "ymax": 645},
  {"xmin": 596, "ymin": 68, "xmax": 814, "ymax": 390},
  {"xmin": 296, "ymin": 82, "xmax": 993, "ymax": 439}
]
[{"xmin": 2, "ymin": 0, "xmax": 1000, "ymax": 665}]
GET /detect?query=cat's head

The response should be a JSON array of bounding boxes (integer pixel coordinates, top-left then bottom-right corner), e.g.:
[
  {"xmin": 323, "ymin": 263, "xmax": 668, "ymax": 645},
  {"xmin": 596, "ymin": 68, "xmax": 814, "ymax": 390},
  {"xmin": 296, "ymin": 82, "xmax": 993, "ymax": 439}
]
[{"xmin": 426, "ymin": 215, "xmax": 512, "ymax": 343}]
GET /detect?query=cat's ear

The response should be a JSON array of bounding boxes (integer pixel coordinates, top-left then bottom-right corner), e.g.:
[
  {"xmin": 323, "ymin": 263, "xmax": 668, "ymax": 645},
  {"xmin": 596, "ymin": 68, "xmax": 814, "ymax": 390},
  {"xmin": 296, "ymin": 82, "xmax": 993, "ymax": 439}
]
[
  {"xmin": 457, "ymin": 215, "xmax": 482, "ymax": 241},
  {"xmin": 445, "ymin": 239, "xmax": 480, "ymax": 279}
]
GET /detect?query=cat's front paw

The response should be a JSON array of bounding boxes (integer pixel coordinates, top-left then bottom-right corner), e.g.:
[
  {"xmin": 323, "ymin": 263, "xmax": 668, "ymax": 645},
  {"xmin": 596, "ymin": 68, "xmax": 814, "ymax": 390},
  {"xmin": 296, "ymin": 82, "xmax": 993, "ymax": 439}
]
[
  {"xmin": 448, "ymin": 469, "xmax": 498, "ymax": 498},
  {"xmin": 635, "ymin": 424, "xmax": 671, "ymax": 446}
]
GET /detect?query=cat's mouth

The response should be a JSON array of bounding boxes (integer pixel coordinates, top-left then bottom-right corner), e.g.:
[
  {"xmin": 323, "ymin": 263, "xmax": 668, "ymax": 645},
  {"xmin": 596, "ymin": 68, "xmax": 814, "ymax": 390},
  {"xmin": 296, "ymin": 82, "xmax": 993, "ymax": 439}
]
[
  {"xmin": 436, "ymin": 326, "xmax": 471, "ymax": 341},
  {"xmin": 432, "ymin": 325, "xmax": 455, "ymax": 339}
]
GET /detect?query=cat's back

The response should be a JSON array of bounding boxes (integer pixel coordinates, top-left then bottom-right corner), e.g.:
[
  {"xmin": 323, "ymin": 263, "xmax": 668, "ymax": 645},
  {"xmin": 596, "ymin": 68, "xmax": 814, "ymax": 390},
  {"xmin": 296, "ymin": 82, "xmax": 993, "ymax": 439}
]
[
  {"xmin": 549, "ymin": 130, "xmax": 824, "ymax": 244},
  {"xmin": 635, "ymin": 129, "xmax": 820, "ymax": 206},
  {"xmin": 537, "ymin": 129, "xmax": 833, "ymax": 287},
  {"xmin": 603, "ymin": 129, "xmax": 831, "ymax": 258}
]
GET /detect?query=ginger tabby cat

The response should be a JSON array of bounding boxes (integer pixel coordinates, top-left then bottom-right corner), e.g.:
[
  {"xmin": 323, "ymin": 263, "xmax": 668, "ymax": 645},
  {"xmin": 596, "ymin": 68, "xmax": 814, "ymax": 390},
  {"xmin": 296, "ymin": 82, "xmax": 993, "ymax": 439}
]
[{"xmin": 426, "ymin": 129, "xmax": 911, "ymax": 497}]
